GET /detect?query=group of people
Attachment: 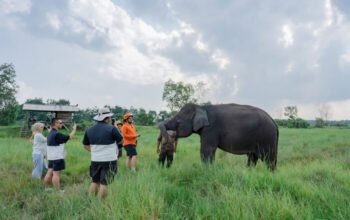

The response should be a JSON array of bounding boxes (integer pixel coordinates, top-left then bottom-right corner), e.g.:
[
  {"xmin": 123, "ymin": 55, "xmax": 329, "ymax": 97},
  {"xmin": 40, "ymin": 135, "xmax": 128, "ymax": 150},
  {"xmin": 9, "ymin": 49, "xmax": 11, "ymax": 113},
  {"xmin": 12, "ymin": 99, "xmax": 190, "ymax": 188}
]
[{"xmin": 30, "ymin": 108, "xmax": 177, "ymax": 199}]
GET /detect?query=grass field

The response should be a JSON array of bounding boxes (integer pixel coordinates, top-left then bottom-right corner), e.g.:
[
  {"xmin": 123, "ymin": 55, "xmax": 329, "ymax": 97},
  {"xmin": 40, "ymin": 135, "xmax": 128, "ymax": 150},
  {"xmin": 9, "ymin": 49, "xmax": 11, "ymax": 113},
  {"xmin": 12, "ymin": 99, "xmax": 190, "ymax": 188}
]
[{"xmin": 0, "ymin": 126, "xmax": 349, "ymax": 219}]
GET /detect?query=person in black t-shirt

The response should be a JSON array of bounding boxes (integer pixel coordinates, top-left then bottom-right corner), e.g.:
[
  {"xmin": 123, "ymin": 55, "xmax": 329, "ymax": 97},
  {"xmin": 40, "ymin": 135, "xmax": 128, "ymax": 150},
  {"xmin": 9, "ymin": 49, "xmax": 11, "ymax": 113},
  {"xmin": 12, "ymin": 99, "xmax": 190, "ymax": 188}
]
[
  {"xmin": 83, "ymin": 108, "xmax": 123, "ymax": 199},
  {"xmin": 44, "ymin": 118, "xmax": 77, "ymax": 191}
]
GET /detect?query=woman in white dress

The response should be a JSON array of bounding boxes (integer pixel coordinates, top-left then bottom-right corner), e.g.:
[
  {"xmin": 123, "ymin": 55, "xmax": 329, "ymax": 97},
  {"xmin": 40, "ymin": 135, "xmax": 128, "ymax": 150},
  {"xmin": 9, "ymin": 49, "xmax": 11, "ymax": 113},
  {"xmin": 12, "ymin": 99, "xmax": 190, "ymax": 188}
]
[{"xmin": 31, "ymin": 122, "xmax": 48, "ymax": 179}]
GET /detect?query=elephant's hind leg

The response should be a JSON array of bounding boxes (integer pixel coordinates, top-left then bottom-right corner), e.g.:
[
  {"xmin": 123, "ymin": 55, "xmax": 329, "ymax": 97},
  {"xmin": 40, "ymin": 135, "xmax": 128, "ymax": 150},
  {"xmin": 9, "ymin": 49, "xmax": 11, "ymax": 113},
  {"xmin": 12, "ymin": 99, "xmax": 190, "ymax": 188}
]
[
  {"xmin": 265, "ymin": 150, "xmax": 277, "ymax": 171},
  {"xmin": 247, "ymin": 153, "xmax": 258, "ymax": 167}
]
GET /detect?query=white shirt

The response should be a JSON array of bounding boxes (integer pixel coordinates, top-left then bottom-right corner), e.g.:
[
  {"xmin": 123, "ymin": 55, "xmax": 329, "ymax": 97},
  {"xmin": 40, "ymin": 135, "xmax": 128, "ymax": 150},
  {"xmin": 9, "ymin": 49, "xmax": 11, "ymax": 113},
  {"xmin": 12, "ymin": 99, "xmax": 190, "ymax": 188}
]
[
  {"xmin": 32, "ymin": 133, "xmax": 47, "ymax": 156},
  {"xmin": 90, "ymin": 143, "xmax": 118, "ymax": 162}
]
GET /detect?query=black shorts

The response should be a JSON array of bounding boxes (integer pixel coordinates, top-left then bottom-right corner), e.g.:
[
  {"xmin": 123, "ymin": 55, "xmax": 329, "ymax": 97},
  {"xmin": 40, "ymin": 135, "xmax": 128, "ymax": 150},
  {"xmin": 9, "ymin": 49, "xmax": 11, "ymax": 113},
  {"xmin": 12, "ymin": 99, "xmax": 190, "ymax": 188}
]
[
  {"xmin": 48, "ymin": 159, "xmax": 65, "ymax": 171},
  {"xmin": 118, "ymin": 144, "xmax": 123, "ymax": 158},
  {"xmin": 90, "ymin": 161, "xmax": 117, "ymax": 185},
  {"xmin": 124, "ymin": 145, "xmax": 137, "ymax": 157}
]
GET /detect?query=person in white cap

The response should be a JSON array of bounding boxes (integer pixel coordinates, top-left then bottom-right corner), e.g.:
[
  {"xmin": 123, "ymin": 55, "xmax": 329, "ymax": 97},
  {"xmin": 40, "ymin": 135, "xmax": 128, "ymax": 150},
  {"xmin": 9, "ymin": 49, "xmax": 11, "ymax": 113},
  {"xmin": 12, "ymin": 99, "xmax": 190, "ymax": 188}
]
[{"xmin": 82, "ymin": 108, "xmax": 123, "ymax": 199}]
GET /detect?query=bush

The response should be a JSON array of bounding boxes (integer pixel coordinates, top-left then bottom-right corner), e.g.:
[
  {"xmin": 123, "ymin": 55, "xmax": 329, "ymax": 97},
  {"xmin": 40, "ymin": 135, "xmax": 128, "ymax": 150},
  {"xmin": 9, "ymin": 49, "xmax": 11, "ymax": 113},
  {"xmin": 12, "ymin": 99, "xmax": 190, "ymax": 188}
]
[
  {"xmin": 77, "ymin": 120, "xmax": 95, "ymax": 131},
  {"xmin": 315, "ymin": 118, "xmax": 325, "ymax": 128},
  {"xmin": 287, "ymin": 118, "xmax": 310, "ymax": 128},
  {"xmin": 275, "ymin": 118, "xmax": 310, "ymax": 128},
  {"xmin": 275, "ymin": 119, "xmax": 288, "ymax": 127}
]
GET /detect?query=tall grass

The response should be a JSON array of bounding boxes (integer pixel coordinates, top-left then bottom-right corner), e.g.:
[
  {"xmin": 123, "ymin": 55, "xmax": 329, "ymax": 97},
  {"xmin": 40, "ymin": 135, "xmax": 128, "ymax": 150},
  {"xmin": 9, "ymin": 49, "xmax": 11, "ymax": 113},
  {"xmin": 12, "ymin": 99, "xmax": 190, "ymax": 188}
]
[{"xmin": 0, "ymin": 127, "xmax": 349, "ymax": 219}]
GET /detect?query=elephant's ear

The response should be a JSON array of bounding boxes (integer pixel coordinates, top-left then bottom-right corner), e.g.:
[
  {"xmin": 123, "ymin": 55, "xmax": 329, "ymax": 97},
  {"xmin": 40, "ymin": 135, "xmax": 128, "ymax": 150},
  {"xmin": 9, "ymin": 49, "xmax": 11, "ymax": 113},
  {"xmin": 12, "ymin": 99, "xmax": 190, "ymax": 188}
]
[{"xmin": 193, "ymin": 107, "xmax": 210, "ymax": 131}]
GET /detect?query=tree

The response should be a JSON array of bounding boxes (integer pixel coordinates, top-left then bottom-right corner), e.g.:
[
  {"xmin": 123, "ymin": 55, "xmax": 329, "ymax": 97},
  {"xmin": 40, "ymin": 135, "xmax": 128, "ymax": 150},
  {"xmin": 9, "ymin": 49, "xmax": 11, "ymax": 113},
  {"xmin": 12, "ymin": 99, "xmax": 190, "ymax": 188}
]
[
  {"xmin": 25, "ymin": 97, "xmax": 45, "ymax": 105},
  {"xmin": 158, "ymin": 110, "xmax": 172, "ymax": 122},
  {"xmin": 287, "ymin": 118, "xmax": 310, "ymax": 128},
  {"xmin": 284, "ymin": 106, "xmax": 298, "ymax": 119},
  {"xmin": 110, "ymin": 105, "xmax": 128, "ymax": 121},
  {"xmin": 47, "ymin": 99, "xmax": 70, "ymax": 105},
  {"xmin": 133, "ymin": 109, "xmax": 157, "ymax": 126},
  {"xmin": 135, "ymin": 108, "xmax": 148, "ymax": 125},
  {"xmin": 147, "ymin": 110, "xmax": 157, "ymax": 125},
  {"xmin": 194, "ymin": 81, "xmax": 210, "ymax": 104},
  {"xmin": 73, "ymin": 107, "xmax": 98, "ymax": 129},
  {"xmin": 0, "ymin": 63, "xmax": 19, "ymax": 125},
  {"xmin": 16, "ymin": 98, "xmax": 47, "ymax": 122},
  {"xmin": 162, "ymin": 79, "xmax": 197, "ymax": 112},
  {"xmin": 318, "ymin": 103, "xmax": 331, "ymax": 123},
  {"xmin": 315, "ymin": 117, "xmax": 325, "ymax": 128}
]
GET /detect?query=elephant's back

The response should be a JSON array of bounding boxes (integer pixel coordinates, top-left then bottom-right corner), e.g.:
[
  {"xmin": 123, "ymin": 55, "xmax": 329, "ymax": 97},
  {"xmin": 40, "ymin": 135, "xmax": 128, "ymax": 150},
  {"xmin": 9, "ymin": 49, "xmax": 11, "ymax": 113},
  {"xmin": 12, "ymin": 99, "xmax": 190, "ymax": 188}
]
[
  {"xmin": 204, "ymin": 103, "xmax": 277, "ymax": 140},
  {"xmin": 205, "ymin": 103, "xmax": 275, "ymax": 125},
  {"xmin": 204, "ymin": 104, "xmax": 278, "ymax": 154}
]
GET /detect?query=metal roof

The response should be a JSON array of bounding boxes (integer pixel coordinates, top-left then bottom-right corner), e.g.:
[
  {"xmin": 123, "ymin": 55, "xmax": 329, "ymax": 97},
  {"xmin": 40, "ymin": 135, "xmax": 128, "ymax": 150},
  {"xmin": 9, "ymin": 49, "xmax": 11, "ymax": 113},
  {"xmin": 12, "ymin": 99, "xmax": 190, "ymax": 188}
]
[{"xmin": 22, "ymin": 104, "xmax": 79, "ymax": 112}]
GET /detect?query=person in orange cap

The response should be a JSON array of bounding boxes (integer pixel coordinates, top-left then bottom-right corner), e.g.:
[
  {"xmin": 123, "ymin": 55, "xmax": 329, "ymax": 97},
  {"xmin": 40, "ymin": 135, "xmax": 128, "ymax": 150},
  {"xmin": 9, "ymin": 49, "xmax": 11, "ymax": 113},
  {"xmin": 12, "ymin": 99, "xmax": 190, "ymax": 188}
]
[{"xmin": 122, "ymin": 113, "xmax": 140, "ymax": 172}]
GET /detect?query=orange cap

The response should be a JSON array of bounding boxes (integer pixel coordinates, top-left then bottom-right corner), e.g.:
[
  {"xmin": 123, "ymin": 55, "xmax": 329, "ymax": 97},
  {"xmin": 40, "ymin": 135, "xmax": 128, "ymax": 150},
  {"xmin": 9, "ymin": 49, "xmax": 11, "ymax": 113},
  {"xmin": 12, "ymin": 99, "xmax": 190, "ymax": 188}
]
[{"xmin": 123, "ymin": 113, "xmax": 133, "ymax": 120}]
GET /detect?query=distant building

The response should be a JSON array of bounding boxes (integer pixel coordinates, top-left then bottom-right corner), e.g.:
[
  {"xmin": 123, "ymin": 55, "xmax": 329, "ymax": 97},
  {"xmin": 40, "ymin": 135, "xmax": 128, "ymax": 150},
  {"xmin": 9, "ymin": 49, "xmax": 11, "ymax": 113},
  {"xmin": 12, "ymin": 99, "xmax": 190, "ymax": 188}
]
[{"xmin": 20, "ymin": 104, "xmax": 79, "ymax": 137}]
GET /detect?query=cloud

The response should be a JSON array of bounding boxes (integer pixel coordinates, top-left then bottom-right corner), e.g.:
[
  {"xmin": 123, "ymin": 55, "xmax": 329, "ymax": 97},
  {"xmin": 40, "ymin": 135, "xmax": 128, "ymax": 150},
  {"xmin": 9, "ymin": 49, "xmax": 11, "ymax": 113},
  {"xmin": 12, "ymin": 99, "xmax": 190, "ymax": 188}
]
[
  {"xmin": 64, "ymin": 0, "xmax": 193, "ymax": 51},
  {"xmin": 100, "ymin": 47, "xmax": 184, "ymax": 85},
  {"xmin": 1, "ymin": 0, "xmax": 350, "ymax": 119},
  {"xmin": 38, "ymin": 0, "xmax": 230, "ymax": 88},
  {"xmin": 339, "ymin": 53, "xmax": 350, "ymax": 67},
  {"xmin": 210, "ymin": 49, "xmax": 230, "ymax": 70},
  {"xmin": 278, "ymin": 24, "xmax": 294, "ymax": 48},
  {"xmin": 193, "ymin": 36, "xmax": 209, "ymax": 52},
  {"xmin": 285, "ymin": 61, "xmax": 295, "ymax": 74},
  {"xmin": 313, "ymin": 0, "xmax": 345, "ymax": 36},
  {"xmin": 41, "ymin": 0, "xmax": 218, "ymax": 86},
  {"xmin": 16, "ymin": 81, "xmax": 34, "ymax": 103},
  {"xmin": 46, "ymin": 13, "xmax": 61, "ymax": 31},
  {"xmin": 279, "ymin": 99, "xmax": 350, "ymax": 120},
  {"xmin": 0, "ymin": 0, "xmax": 31, "ymax": 15}
]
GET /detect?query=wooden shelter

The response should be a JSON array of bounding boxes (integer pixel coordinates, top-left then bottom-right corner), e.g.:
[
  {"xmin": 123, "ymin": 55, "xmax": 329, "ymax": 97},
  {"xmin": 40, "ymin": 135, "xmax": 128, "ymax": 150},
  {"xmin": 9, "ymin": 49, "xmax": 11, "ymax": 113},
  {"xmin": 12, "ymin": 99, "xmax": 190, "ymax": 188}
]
[{"xmin": 20, "ymin": 104, "xmax": 79, "ymax": 137}]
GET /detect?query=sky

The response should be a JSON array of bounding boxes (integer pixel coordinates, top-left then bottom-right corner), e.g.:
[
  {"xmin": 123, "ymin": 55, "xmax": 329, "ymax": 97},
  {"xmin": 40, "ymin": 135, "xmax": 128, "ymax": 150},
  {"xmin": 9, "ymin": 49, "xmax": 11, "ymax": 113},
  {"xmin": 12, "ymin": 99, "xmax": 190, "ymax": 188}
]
[{"xmin": 0, "ymin": 0, "xmax": 349, "ymax": 120}]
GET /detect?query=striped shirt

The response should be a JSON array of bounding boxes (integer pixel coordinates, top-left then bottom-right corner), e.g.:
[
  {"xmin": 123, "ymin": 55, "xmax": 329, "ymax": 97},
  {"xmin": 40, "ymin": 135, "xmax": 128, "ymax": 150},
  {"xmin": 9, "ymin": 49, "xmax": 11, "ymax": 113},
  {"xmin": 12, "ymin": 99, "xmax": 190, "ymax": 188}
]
[
  {"xmin": 47, "ymin": 128, "xmax": 70, "ymax": 160},
  {"xmin": 83, "ymin": 122, "xmax": 123, "ymax": 162}
]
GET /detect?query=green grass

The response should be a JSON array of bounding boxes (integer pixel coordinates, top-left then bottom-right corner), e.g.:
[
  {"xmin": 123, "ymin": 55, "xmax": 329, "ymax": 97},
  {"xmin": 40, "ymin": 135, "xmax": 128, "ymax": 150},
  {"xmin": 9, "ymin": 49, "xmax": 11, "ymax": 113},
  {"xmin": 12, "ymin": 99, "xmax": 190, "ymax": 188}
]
[{"xmin": 0, "ymin": 126, "xmax": 349, "ymax": 219}]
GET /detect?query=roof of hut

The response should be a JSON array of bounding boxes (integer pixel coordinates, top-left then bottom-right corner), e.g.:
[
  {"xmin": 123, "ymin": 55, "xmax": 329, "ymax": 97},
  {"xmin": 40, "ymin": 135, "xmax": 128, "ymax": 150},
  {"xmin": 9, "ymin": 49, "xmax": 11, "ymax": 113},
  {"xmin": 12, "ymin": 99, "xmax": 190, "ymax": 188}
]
[{"xmin": 22, "ymin": 104, "xmax": 79, "ymax": 112}]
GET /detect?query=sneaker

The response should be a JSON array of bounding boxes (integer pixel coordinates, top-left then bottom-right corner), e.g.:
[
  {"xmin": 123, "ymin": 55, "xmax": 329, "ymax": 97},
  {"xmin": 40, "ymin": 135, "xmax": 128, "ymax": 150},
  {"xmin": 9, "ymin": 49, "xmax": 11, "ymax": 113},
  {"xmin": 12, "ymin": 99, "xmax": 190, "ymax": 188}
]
[
  {"xmin": 131, "ymin": 168, "xmax": 136, "ymax": 172},
  {"xmin": 45, "ymin": 188, "xmax": 54, "ymax": 192}
]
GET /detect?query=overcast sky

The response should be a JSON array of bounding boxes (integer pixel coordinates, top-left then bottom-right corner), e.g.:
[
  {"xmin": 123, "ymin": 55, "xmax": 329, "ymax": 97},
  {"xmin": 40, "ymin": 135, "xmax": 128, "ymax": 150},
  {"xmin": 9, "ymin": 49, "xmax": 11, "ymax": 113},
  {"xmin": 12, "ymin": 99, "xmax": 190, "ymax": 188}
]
[{"xmin": 0, "ymin": 0, "xmax": 349, "ymax": 120}]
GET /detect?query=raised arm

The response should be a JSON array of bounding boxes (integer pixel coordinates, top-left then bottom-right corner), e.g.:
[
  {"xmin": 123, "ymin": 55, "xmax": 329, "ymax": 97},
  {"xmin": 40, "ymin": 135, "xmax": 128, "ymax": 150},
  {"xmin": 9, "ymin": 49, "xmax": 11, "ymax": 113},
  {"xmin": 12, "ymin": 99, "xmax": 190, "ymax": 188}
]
[{"xmin": 69, "ymin": 123, "xmax": 77, "ymax": 140}]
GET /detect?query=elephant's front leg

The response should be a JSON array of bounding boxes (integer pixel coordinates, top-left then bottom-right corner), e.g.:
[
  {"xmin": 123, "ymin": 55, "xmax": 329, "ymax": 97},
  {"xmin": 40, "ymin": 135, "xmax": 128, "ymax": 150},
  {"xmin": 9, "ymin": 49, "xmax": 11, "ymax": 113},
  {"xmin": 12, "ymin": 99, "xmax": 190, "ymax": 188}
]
[{"xmin": 200, "ymin": 137, "xmax": 217, "ymax": 163}]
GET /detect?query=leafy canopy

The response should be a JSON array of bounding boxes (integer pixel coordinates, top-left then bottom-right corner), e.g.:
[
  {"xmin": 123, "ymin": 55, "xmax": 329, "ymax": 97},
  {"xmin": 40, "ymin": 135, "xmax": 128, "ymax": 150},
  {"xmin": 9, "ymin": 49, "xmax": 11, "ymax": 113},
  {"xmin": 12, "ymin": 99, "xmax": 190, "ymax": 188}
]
[
  {"xmin": 162, "ymin": 79, "xmax": 197, "ymax": 112},
  {"xmin": 0, "ymin": 63, "xmax": 19, "ymax": 125}
]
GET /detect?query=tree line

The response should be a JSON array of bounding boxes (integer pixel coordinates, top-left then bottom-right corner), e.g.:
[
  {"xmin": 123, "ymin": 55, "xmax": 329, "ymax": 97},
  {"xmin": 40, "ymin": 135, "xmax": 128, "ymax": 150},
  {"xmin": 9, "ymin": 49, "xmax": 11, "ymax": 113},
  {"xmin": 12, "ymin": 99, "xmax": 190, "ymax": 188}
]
[
  {"xmin": 0, "ymin": 63, "xmax": 209, "ymax": 126},
  {"xmin": 1, "ymin": 63, "xmax": 348, "ymax": 128},
  {"xmin": 15, "ymin": 97, "xmax": 173, "ymax": 128}
]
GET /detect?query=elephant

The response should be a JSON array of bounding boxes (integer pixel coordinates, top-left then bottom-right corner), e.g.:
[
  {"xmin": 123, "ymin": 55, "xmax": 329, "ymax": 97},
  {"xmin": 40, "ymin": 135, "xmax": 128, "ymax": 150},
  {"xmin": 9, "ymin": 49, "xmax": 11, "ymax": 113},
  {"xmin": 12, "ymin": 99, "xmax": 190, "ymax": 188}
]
[{"xmin": 158, "ymin": 103, "xmax": 279, "ymax": 170}]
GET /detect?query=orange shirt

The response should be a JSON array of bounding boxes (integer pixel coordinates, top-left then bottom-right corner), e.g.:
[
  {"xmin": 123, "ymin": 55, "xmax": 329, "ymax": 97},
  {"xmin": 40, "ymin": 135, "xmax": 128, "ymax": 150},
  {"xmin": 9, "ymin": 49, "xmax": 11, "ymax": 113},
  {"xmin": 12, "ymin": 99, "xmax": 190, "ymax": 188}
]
[{"xmin": 122, "ymin": 123, "xmax": 139, "ymax": 146}]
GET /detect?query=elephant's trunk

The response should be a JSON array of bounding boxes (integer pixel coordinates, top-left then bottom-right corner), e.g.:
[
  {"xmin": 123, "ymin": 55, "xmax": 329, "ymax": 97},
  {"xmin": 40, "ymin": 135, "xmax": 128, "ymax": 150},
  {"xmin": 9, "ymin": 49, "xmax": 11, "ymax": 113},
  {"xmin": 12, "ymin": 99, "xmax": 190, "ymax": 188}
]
[{"xmin": 158, "ymin": 122, "xmax": 170, "ymax": 143}]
